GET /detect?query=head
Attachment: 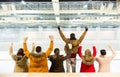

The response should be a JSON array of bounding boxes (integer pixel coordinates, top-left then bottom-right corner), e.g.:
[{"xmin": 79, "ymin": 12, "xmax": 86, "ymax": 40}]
[
  {"xmin": 70, "ymin": 33, "xmax": 76, "ymax": 40},
  {"xmin": 36, "ymin": 46, "xmax": 41, "ymax": 53},
  {"xmin": 17, "ymin": 48, "xmax": 25, "ymax": 56},
  {"xmin": 85, "ymin": 49, "xmax": 92, "ymax": 56},
  {"xmin": 83, "ymin": 49, "xmax": 94, "ymax": 65},
  {"xmin": 100, "ymin": 49, "xmax": 106, "ymax": 56},
  {"xmin": 54, "ymin": 48, "xmax": 60, "ymax": 56}
]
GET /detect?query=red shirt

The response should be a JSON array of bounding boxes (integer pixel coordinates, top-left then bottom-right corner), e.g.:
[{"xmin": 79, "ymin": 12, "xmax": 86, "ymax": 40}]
[
  {"xmin": 80, "ymin": 62, "xmax": 95, "ymax": 72},
  {"xmin": 78, "ymin": 46, "xmax": 97, "ymax": 72},
  {"xmin": 70, "ymin": 53, "xmax": 76, "ymax": 58}
]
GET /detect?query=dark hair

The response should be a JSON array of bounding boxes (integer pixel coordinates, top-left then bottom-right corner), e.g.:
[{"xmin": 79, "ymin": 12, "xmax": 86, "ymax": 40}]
[
  {"xmin": 100, "ymin": 49, "xmax": 106, "ymax": 55},
  {"xmin": 36, "ymin": 46, "xmax": 41, "ymax": 53},
  {"xmin": 54, "ymin": 48, "xmax": 59, "ymax": 53},
  {"xmin": 70, "ymin": 33, "xmax": 76, "ymax": 40},
  {"xmin": 17, "ymin": 48, "xmax": 25, "ymax": 56}
]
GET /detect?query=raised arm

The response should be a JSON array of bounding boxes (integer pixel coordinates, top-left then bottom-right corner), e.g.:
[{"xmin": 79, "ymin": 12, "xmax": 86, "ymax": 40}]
[
  {"xmin": 77, "ymin": 27, "xmax": 88, "ymax": 44},
  {"xmin": 9, "ymin": 43, "xmax": 17, "ymax": 61},
  {"xmin": 31, "ymin": 43, "xmax": 35, "ymax": 53},
  {"xmin": 58, "ymin": 26, "xmax": 69, "ymax": 43},
  {"xmin": 78, "ymin": 46, "xmax": 83, "ymax": 58},
  {"xmin": 45, "ymin": 35, "xmax": 54, "ymax": 57},
  {"xmin": 108, "ymin": 45, "xmax": 116, "ymax": 59},
  {"xmin": 93, "ymin": 46, "xmax": 97, "ymax": 57},
  {"xmin": 62, "ymin": 49, "xmax": 71, "ymax": 60},
  {"xmin": 9, "ymin": 43, "xmax": 13, "ymax": 55},
  {"xmin": 23, "ymin": 37, "xmax": 30, "ymax": 58},
  {"xmin": 62, "ymin": 55, "xmax": 70, "ymax": 61}
]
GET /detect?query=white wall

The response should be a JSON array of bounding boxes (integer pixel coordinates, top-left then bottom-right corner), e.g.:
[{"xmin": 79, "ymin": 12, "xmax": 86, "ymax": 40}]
[{"xmin": 0, "ymin": 27, "xmax": 120, "ymax": 51}]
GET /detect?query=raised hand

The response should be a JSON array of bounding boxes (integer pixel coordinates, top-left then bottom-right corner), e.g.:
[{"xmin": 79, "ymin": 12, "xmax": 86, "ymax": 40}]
[
  {"xmin": 32, "ymin": 42, "xmax": 35, "ymax": 52},
  {"xmin": 85, "ymin": 26, "xmax": 88, "ymax": 31},
  {"xmin": 10, "ymin": 43, "xmax": 13, "ymax": 47},
  {"xmin": 32, "ymin": 43, "xmax": 35, "ymax": 48},
  {"xmin": 24, "ymin": 37, "xmax": 28, "ymax": 43},
  {"xmin": 49, "ymin": 35, "xmax": 54, "ymax": 41},
  {"xmin": 108, "ymin": 45, "xmax": 113, "ymax": 51},
  {"xmin": 108, "ymin": 45, "xmax": 112, "ymax": 49},
  {"xmin": 9, "ymin": 43, "xmax": 13, "ymax": 55},
  {"xmin": 58, "ymin": 26, "xmax": 61, "ymax": 30}
]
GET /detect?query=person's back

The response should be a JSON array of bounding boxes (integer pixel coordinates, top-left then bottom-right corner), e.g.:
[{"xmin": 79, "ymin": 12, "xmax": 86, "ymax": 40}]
[
  {"xmin": 58, "ymin": 26, "xmax": 88, "ymax": 54},
  {"xmin": 49, "ymin": 55, "xmax": 65, "ymax": 72},
  {"xmin": 28, "ymin": 52, "xmax": 48, "ymax": 72},
  {"xmin": 9, "ymin": 43, "xmax": 28, "ymax": 72},
  {"xmin": 49, "ymin": 48, "xmax": 71, "ymax": 72},
  {"xmin": 23, "ymin": 36, "xmax": 54, "ymax": 72},
  {"xmin": 96, "ymin": 56, "xmax": 113, "ymax": 72},
  {"xmin": 58, "ymin": 26, "xmax": 88, "ymax": 72},
  {"xmin": 78, "ymin": 46, "xmax": 97, "ymax": 72},
  {"xmin": 13, "ymin": 55, "xmax": 28, "ymax": 72},
  {"xmin": 96, "ymin": 45, "xmax": 116, "ymax": 72}
]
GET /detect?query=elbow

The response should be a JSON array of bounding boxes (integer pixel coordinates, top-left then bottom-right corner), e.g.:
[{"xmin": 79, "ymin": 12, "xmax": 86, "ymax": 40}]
[
  {"xmin": 49, "ymin": 48, "xmax": 53, "ymax": 52},
  {"xmin": 51, "ymin": 47, "xmax": 54, "ymax": 51},
  {"xmin": 113, "ymin": 52, "xmax": 116, "ymax": 56}
]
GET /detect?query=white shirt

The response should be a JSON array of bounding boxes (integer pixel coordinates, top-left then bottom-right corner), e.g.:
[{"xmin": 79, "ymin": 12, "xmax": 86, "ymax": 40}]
[{"xmin": 96, "ymin": 50, "xmax": 116, "ymax": 72}]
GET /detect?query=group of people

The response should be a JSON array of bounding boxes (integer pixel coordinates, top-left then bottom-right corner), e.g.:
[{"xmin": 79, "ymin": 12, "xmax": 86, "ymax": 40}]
[{"xmin": 9, "ymin": 26, "xmax": 116, "ymax": 73}]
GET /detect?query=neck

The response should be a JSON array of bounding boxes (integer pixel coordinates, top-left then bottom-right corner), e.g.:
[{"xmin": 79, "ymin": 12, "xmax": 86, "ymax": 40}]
[{"xmin": 37, "ymin": 51, "xmax": 42, "ymax": 54}]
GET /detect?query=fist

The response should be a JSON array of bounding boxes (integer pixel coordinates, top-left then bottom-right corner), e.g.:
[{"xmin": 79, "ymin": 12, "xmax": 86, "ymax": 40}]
[
  {"xmin": 24, "ymin": 37, "xmax": 28, "ymax": 43},
  {"xmin": 85, "ymin": 26, "xmax": 88, "ymax": 31},
  {"xmin": 32, "ymin": 43, "xmax": 35, "ymax": 47},
  {"xmin": 10, "ymin": 43, "xmax": 13, "ymax": 47},
  {"xmin": 58, "ymin": 26, "xmax": 60, "ymax": 30},
  {"xmin": 49, "ymin": 35, "xmax": 54, "ymax": 41},
  {"xmin": 108, "ymin": 45, "xmax": 112, "ymax": 48}
]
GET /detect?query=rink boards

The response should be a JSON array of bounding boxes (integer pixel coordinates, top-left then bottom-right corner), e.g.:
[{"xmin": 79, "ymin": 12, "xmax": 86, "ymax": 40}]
[{"xmin": 0, "ymin": 73, "xmax": 120, "ymax": 77}]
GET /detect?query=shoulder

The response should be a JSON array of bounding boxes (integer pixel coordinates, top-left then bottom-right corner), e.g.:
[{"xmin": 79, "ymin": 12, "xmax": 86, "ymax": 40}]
[
  {"xmin": 96, "ymin": 57, "xmax": 104, "ymax": 61},
  {"xmin": 60, "ymin": 55, "xmax": 64, "ymax": 57},
  {"xmin": 11, "ymin": 54, "xmax": 16, "ymax": 58},
  {"xmin": 30, "ymin": 52, "xmax": 45, "ymax": 58},
  {"xmin": 48, "ymin": 55, "xmax": 54, "ymax": 59},
  {"xmin": 49, "ymin": 55, "xmax": 54, "ymax": 57}
]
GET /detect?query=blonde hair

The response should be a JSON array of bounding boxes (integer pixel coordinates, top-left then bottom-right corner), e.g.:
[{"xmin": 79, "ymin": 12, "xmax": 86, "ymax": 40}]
[{"xmin": 82, "ymin": 49, "xmax": 95, "ymax": 65}]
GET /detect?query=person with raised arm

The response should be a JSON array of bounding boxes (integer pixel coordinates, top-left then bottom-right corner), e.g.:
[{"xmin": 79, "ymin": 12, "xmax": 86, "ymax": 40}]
[
  {"xmin": 58, "ymin": 26, "xmax": 88, "ymax": 72},
  {"xmin": 49, "ymin": 48, "xmax": 71, "ymax": 72},
  {"xmin": 78, "ymin": 46, "xmax": 97, "ymax": 72},
  {"xmin": 23, "ymin": 35, "xmax": 54, "ymax": 72},
  {"xmin": 9, "ymin": 43, "xmax": 28, "ymax": 72},
  {"xmin": 96, "ymin": 45, "xmax": 116, "ymax": 72}
]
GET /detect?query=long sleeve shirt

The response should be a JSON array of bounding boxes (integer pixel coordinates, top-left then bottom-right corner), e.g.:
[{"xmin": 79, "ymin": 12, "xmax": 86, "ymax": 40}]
[
  {"xmin": 58, "ymin": 29, "xmax": 87, "ymax": 57},
  {"xmin": 23, "ymin": 41, "xmax": 54, "ymax": 72},
  {"xmin": 96, "ymin": 49, "xmax": 116, "ymax": 72},
  {"xmin": 78, "ymin": 46, "xmax": 97, "ymax": 72}
]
